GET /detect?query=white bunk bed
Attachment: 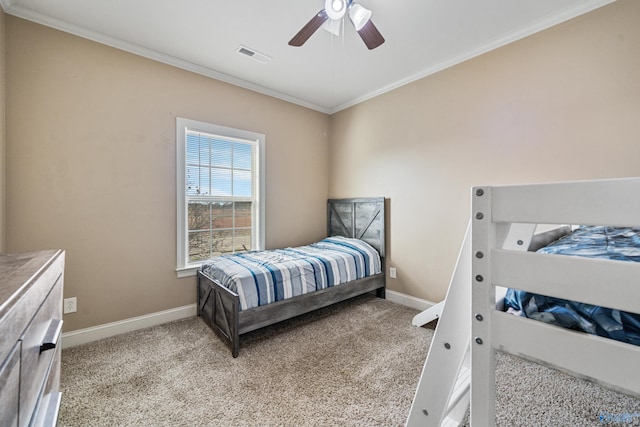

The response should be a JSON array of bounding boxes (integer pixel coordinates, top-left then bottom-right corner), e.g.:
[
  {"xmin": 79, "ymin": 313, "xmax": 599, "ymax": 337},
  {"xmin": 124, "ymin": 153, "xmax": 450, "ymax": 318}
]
[
  {"xmin": 407, "ymin": 177, "xmax": 640, "ymax": 426},
  {"xmin": 470, "ymin": 177, "xmax": 640, "ymax": 425}
]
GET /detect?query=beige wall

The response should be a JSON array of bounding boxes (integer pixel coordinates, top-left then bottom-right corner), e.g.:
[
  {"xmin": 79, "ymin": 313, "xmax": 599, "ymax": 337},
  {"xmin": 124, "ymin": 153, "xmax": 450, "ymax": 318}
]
[
  {"xmin": 0, "ymin": 10, "xmax": 5, "ymax": 252},
  {"xmin": 329, "ymin": 0, "xmax": 640, "ymax": 303},
  {"xmin": 4, "ymin": 0, "xmax": 640, "ymax": 331},
  {"xmin": 5, "ymin": 17, "xmax": 330, "ymax": 331}
]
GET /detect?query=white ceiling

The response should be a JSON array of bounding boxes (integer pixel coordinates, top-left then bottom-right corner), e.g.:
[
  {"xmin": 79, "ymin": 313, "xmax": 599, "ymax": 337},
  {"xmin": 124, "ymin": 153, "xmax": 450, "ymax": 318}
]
[{"xmin": 1, "ymin": 0, "xmax": 614, "ymax": 113}]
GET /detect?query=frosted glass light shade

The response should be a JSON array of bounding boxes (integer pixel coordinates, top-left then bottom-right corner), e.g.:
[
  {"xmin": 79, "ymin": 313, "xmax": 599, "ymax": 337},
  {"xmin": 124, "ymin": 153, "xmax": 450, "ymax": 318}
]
[{"xmin": 348, "ymin": 4, "xmax": 372, "ymax": 31}]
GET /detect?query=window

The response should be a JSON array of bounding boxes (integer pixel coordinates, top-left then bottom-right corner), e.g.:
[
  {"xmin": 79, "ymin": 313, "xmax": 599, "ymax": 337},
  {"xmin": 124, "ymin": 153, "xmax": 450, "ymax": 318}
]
[{"xmin": 176, "ymin": 118, "xmax": 265, "ymax": 276}]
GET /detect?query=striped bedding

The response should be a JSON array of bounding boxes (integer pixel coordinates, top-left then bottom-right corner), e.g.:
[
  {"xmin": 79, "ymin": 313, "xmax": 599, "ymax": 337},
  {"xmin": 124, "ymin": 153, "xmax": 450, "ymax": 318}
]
[{"xmin": 200, "ymin": 236, "xmax": 382, "ymax": 311}]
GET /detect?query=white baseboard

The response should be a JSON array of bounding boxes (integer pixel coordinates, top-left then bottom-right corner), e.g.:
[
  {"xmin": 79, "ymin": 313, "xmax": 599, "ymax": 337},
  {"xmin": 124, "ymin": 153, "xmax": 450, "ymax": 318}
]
[
  {"xmin": 61, "ymin": 291, "xmax": 435, "ymax": 349},
  {"xmin": 386, "ymin": 289, "xmax": 438, "ymax": 312},
  {"xmin": 61, "ymin": 304, "xmax": 197, "ymax": 349}
]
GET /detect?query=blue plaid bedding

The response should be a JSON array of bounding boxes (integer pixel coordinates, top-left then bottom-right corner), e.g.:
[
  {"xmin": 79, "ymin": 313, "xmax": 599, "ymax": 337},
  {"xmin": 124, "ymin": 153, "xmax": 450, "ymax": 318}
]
[
  {"xmin": 504, "ymin": 226, "xmax": 640, "ymax": 346},
  {"xmin": 200, "ymin": 236, "xmax": 382, "ymax": 311}
]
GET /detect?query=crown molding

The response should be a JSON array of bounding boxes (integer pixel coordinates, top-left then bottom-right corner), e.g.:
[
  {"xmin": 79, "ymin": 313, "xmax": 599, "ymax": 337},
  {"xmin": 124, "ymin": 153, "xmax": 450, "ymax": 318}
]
[
  {"xmin": 2, "ymin": 0, "xmax": 616, "ymax": 116},
  {"xmin": 329, "ymin": 0, "xmax": 616, "ymax": 114},
  {"xmin": 2, "ymin": 3, "xmax": 331, "ymax": 114}
]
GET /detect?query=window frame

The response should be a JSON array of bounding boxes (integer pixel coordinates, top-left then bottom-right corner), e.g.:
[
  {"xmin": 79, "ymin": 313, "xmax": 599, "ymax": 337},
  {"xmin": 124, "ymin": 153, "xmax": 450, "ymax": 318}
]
[{"xmin": 176, "ymin": 117, "xmax": 265, "ymax": 277}]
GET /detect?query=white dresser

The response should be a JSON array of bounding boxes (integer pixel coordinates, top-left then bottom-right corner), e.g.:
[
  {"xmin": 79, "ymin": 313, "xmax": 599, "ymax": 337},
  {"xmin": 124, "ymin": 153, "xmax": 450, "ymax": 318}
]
[{"xmin": 0, "ymin": 250, "xmax": 65, "ymax": 427}]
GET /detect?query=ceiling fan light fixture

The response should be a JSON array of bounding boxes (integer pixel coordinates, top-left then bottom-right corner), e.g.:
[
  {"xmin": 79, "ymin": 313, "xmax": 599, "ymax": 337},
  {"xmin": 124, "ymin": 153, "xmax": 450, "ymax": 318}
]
[
  {"xmin": 322, "ymin": 19, "xmax": 342, "ymax": 36},
  {"xmin": 288, "ymin": 0, "xmax": 384, "ymax": 49},
  {"xmin": 325, "ymin": 0, "xmax": 346, "ymax": 20},
  {"xmin": 348, "ymin": 3, "xmax": 372, "ymax": 31}
]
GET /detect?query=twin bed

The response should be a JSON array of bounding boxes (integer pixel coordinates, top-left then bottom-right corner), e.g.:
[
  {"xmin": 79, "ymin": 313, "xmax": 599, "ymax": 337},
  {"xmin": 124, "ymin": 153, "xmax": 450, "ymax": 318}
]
[{"xmin": 197, "ymin": 197, "xmax": 385, "ymax": 357}]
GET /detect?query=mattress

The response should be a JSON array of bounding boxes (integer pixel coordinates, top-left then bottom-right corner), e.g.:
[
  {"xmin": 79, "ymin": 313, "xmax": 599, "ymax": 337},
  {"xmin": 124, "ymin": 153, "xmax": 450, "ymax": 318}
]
[
  {"xmin": 200, "ymin": 236, "xmax": 382, "ymax": 311},
  {"xmin": 504, "ymin": 226, "xmax": 640, "ymax": 346}
]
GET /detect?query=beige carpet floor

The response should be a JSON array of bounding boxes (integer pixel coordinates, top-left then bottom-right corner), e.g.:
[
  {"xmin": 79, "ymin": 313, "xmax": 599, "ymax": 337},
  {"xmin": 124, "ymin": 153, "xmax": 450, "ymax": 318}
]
[{"xmin": 59, "ymin": 294, "xmax": 640, "ymax": 426}]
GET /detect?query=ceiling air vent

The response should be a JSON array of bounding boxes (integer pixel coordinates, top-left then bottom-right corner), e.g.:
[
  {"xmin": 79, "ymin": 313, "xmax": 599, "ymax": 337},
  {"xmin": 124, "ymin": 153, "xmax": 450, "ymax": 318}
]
[{"xmin": 236, "ymin": 45, "xmax": 271, "ymax": 64}]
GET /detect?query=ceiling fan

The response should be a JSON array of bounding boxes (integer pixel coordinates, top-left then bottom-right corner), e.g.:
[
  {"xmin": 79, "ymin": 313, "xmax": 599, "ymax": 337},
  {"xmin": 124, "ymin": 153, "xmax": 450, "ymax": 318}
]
[{"xmin": 289, "ymin": 0, "xmax": 385, "ymax": 50}]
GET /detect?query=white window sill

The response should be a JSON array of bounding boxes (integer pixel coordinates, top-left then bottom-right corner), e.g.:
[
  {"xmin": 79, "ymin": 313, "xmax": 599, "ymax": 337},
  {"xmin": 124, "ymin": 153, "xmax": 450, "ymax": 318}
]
[{"xmin": 176, "ymin": 265, "xmax": 201, "ymax": 278}]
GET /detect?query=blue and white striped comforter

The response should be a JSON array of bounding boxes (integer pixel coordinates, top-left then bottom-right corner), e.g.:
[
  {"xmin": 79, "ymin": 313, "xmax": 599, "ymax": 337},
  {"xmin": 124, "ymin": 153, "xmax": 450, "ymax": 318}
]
[{"xmin": 200, "ymin": 236, "xmax": 382, "ymax": 311}]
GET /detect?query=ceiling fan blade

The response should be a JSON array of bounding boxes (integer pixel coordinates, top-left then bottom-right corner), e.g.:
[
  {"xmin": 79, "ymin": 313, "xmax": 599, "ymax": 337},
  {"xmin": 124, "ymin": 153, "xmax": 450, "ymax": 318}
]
[
  {"xmin": 289, "ymin": 10, "xmax": 329, "ymax": 47},
  {"xmin": 357, "ymin": 19, "xmax": 385, "ymax": 50}
]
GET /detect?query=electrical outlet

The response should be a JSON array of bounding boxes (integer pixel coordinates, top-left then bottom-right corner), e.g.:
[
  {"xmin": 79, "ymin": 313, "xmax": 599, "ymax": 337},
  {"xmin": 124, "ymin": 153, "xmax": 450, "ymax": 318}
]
[
  {"xmin": 64, "ymin": 297, "xmax": 77, "ymax": 314},
  {"xmin": 389, "ymin": 267, "xmax": 397, "ymax": 279}
]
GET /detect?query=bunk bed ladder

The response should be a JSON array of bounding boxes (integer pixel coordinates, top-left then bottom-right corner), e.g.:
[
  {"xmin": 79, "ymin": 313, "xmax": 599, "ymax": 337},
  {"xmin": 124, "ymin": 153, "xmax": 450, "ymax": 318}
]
[
  {"xmin": 406, "ymin": 223, "xmax": 472, "ymax": 426},
  {"xmin": 407, "ymin": 220, "xmax": 537, "ymax": 426}
]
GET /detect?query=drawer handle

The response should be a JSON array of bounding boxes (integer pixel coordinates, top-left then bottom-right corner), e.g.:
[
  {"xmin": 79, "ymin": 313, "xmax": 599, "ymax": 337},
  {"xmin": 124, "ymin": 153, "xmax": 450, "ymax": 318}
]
[{"xmin": 40, "ymin": 319, "xmax": 63, "ymax": 353}]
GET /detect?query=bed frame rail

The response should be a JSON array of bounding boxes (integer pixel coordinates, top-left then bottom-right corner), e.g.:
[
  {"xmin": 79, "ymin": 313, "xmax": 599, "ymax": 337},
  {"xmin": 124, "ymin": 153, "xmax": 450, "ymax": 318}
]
[{"xmin": 490, "ymin": 177, "xmax": 640, "ymax": 226}]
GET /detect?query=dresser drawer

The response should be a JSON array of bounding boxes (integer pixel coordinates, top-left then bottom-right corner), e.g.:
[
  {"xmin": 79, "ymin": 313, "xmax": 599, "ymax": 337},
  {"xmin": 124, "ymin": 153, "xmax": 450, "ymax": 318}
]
[
  {"xmin": 19, "ymin": 277, "xmax": 63, "ymax": 426},
  {"xmin": 0, "ymin": 342, "xmax": 20, "ymax": 427},
  {"xmin": 0, "ymin": 250, "xmax": 64, "ymax": 427}
]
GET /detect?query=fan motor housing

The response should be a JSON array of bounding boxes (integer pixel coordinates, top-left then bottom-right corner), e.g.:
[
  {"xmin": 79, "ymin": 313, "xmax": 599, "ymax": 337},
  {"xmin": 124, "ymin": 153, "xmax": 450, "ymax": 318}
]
[{"xmin": 325, "ymin": 0, "xmax": 347, "ymax": 20}]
